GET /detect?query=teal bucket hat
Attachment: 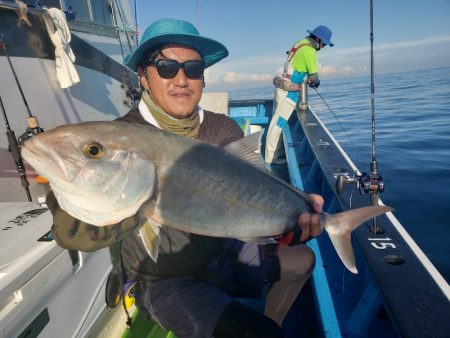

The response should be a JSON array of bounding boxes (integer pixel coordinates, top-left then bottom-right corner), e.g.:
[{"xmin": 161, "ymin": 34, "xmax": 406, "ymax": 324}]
[
  {"xmin": 307, "ymin": 25, "xmax": 334, "ymax": 46},
  {"xmin": 124, "ymin": 18, "xmax": 229, "ymax": 71}
]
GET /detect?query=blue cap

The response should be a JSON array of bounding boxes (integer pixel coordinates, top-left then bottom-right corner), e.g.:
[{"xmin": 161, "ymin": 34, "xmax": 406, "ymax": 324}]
[
  {"xmin": 307, "ymin": 26, "xmax": 334, "ymax": 47},
  {"xmin": 124, "ymin": 18, "xmax": 229, "ymax": 71}
]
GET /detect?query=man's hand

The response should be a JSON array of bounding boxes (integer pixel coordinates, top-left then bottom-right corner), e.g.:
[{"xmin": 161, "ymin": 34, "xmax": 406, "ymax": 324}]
[
  {"xmin": 308, "ymin": 80, "xmax": 320, "ymax": 89},
  {"xmin": 273, "ymin": 76, "xmax": 300, "ymax": 91},
  {"xmin": 297, "ymin": 194, "xmax": 324, "ymax": 242}
]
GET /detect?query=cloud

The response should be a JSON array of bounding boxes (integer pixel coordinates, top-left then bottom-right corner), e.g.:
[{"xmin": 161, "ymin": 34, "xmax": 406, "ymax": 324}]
[
  {"xmin": 204, "ymin": 55, "xmax": 282, "ymax": 86},
  {"xmin": 319, "ymin": 64, "xmax": 368, "ymax": 77},
  {"xmin": 207, "ymin": 70, "xmax": 273, "ymax": 84},
  {"xmin": 205, "ymin": 35, "xmax": 450, "ymax": 90},
  {"xmin": 318, "ymin": 35, "xmax": 450, "ymax": 77}
]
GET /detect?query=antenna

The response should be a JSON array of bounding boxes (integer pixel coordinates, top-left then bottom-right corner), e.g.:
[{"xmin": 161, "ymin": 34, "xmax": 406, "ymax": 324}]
[
  {"xmin": 134, "ymin": 0, "xmax": 139, "ymax": 43},
  {"xmin": 336, "ymin": 0, "xmax": 385, "ymax": 233}
]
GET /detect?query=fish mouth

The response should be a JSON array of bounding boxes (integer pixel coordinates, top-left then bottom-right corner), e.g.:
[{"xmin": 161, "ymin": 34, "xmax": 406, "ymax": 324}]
[{"xmin": 22, "ymin": 138, "xmax": 68, "ymax": 182}]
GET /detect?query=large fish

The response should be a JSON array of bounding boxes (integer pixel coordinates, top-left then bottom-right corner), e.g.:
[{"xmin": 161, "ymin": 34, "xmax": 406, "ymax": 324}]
[{"xmin": 21, "ymin": 121, "xmax": 392, "ymax": 273}]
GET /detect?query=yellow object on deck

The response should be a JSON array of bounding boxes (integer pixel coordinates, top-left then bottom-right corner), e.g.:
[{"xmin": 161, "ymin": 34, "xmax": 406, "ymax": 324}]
[{"xmin": 121, "ymin": 310, "xmax": 176, "ymax": 338}]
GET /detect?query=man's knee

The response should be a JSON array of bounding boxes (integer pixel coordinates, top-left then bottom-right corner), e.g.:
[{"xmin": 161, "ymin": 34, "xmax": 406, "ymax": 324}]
[
  {"xmin": 278, "ymin": 245, "xmax": 316, "ymax": 281},
  {"xmin": 299, "ymin": 245, "xmax": 316, "ymax": 276}
]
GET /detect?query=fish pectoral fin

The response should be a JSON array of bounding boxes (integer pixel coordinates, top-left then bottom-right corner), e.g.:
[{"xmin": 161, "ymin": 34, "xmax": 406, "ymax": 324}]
[
  {"xmin": 328, "ymin": 232, "xmax": 358, "ymax": 274},
  {"xmin": 138, "ymin": 220, "xmax": 161, "ymax": 263}
]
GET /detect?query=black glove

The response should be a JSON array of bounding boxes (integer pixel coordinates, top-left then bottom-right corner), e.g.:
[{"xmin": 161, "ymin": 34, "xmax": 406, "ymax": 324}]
[
  {"xmin": 47, "ymin": 191, "xmax": 140, "ymax": 251},
  {"xmin": 309, "ymin": 80, "xmax": 320, "ymax": 89}
]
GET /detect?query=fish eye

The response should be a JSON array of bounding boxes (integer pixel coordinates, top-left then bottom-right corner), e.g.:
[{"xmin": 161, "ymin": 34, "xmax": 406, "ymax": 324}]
[{"xmin": 83, "ymin": 143, "xmax": 104, "ymax": 159}]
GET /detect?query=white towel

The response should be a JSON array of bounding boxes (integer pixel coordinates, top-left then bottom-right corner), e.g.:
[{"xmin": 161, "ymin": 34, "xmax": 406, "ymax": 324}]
[{"xmin": 43, "ymin": 8, "xmax": 80, "ymax": 89}]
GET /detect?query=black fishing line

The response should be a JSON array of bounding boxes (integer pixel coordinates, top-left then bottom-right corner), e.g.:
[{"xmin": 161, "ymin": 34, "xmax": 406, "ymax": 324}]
[
  {"xmin": 312, "ymin": 87, "xmax": 357, "ymax": 159},
  {"xmin": 311, "ymin": 87, "xmax": 359, "ymax": 212}
]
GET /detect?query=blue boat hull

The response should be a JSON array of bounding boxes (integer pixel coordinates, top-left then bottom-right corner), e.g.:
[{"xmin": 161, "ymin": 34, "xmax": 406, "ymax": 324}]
[{"xmin": 229, "ymin": 98, "xmax": 450, "ymax": 338}]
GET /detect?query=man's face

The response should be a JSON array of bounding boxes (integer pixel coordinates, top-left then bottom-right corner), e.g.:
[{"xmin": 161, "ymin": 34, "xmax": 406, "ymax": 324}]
[{"xmin": 143, "ymin": 44, "xmax": 204, "ymax": 119}]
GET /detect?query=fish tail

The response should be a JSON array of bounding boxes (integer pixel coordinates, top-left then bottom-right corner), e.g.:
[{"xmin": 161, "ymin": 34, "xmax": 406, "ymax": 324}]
[{"xmin": 323, "ymin": 205, "xmax": 393, "ymax": 274}]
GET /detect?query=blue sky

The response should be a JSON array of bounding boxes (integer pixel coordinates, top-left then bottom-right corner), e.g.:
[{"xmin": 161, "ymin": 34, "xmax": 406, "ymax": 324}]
[{"xmin": 134, "ymin": 0, "xmax": 450, "ymax": 91}]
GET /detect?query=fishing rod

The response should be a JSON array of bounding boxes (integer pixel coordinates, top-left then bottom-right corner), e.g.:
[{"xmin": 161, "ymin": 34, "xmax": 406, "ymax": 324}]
[
  {"xmin": 0, "ymin": 33, "xmax": 44, "ymax": 144},
  {"xmin": 335, "ymin": 0, "xmax": 385, "ymax": 233},
  {"xmin": 0, "ymin": 33, "xmax": 32, "ymax": 118},
  {"xmin": 0, "ymin": 95, "xmax": 32, "ymax": 201},
  {"xmin": 367, "ymin": 0, "xmax": 384, "ymax": 233}
]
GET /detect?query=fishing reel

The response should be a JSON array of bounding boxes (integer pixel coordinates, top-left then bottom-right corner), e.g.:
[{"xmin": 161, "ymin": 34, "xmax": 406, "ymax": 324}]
[
  {"xmin": 121, "ymin": 83, "xmax": 142, "ymax": 107},
  {"xmin": 18, "ymin": 125, "xmax": 44, "ymax": 146},
  {"xmin": 336, "ymin": 171, "xmax": 384, "ymax": 196},
  {"xmin": 126, "ymin": 87, "xmax": 142, "ymax": 102},
  {"xmin": 337, "ymin": 170, "xmax": 386, "ymax": 234}
]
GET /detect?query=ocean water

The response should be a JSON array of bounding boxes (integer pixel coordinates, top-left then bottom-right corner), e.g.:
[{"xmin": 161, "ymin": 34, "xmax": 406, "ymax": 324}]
[{"xmin": 229, "ymin": 67, "xmax": 450, "ymax": 284}]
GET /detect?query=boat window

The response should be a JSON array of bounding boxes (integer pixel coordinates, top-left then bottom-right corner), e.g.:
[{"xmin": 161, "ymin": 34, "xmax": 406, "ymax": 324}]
[
  {"xmin": 62, "ymin": 0, "xmax": 113, "ymax": 26},
  {"xmin": 91, "ymin": 0, "xmax": 113, "ymax": 25}
]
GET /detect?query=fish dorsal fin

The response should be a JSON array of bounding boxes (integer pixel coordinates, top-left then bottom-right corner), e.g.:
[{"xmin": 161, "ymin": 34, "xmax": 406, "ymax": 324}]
[{"xmin": 224, "ymin": 131, "xmax": 267, "ymax": 171}]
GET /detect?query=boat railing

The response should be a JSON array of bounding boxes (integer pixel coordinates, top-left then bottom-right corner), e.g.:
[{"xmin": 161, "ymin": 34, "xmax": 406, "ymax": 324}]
[
  {"xmin": 286, "ymin": 101, "xmax": 450, "ymax": 337},
  {"xmin": 229, "ymin": 99, "xmax": 273, "ymax": 130},
  {"xmin": 226, "ymin": 88, "xmax": 450, "ymax": 337}
]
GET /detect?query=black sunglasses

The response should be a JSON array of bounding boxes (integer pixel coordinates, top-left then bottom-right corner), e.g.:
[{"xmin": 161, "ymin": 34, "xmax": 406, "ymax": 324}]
[{"xmin": 148, "ymin": 58, "xmax": 205, "ymax": 79}]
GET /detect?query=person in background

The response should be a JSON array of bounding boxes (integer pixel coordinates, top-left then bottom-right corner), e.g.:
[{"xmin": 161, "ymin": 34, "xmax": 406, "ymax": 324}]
[
  {"xmin": 265, "ymin": 25, "xmax": 334, "ymax": 164},
  {"xmin": 47, "ymin": 18, "xmax": 325, "ymax": 338}
]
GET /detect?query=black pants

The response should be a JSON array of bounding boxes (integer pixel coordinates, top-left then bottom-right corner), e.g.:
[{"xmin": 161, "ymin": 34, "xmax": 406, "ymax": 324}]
[{"xmin": 212, "ymin": 300, "xmax": 283, "ymax": 338}]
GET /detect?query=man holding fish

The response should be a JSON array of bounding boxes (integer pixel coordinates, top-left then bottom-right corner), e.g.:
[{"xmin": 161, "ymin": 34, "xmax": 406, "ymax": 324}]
[
  {"xmin": 22, "ymin": 18, "xmax": 390, "ymax": 338},
  {"xmin": 120, "ymin": 19, "xmax": 322, "ymax": 338}
]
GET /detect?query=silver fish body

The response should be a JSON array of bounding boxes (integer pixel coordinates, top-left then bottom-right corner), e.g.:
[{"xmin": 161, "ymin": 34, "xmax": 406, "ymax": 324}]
[
  {"xmin": 22, "ymin": 121, "xmax": 392, "ymax": 273},
  {"xmin": 156, "ymin": 147, "xmax": 312, "ymax": 239}
]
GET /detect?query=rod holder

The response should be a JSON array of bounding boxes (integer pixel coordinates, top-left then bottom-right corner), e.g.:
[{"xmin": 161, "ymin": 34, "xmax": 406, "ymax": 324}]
[{"xmin": 299, "ymin": 82, "xmax": 308, "ymax": 110}]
